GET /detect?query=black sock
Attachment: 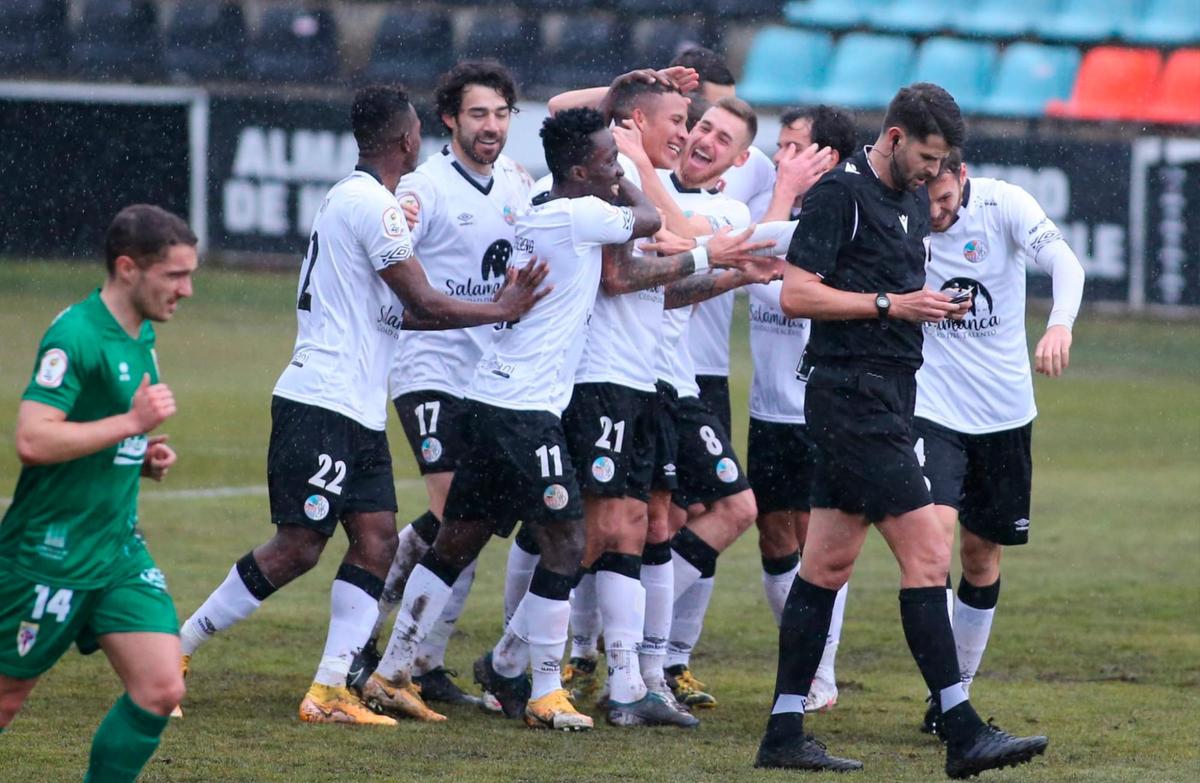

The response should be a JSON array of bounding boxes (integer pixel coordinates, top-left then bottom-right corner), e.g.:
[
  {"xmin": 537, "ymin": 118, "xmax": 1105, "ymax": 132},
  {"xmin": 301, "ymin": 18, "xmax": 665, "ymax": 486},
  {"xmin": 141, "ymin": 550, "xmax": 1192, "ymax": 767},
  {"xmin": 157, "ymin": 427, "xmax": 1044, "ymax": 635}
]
[
  {"xmin": 410, "ymin": 511, "xmax": 440, "ymax": 546},
  {"xmin": 957, "ymin": 575, "xmax": 1001, "ymax": 610},
  {"xmin": 642, "ymin": 540, "xmax": 672, "ymax": 566},
  {"xmin": 671, "ymin": 527, "xmax": 719, "ymax": 578},
  {"xmin": 594, "ymin": 551, "xmax": 642, "ymax": 579},
  {"xmin": 762, "ymin": 550, "xmax": 800, "ymax": 576},
  {"xmin": 899, "ymin": 587, "xmax": 983, "ymax": 743},
  {"xmin": 419, "ymin": 549, "xmax": 462, "ymax": 588},
  {"xmin": 334, "ymin": 563, "xmax": 384, "ymax": 600},
  {"xmin": 763, "ymin": 577, "xmax": 838, "ymax": 744},
  {"xmin": 236, "ymin": 552, "xmax": 277, "ymax": 601}
]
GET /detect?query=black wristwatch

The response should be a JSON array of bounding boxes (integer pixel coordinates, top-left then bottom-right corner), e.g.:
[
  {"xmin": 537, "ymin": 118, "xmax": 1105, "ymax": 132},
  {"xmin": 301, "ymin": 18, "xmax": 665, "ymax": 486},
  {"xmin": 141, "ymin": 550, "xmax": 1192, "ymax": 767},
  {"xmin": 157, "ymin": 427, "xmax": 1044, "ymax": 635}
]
[{"xmin": 875, "ymin": 292, "xmax": 891, "ymax": 329}]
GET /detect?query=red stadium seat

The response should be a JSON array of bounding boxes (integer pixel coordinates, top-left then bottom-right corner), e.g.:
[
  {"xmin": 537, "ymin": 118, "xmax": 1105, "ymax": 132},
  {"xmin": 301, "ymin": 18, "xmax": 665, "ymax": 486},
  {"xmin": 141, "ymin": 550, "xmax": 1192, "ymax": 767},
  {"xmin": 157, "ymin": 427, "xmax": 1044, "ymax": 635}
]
[
  {"xmin": 1143, "ymin": 49, "xmax": 1200, "ymax": 125},
  {"xmin": 1046, "ymin": 46, "xmax": 1163, "ymax": 121}
]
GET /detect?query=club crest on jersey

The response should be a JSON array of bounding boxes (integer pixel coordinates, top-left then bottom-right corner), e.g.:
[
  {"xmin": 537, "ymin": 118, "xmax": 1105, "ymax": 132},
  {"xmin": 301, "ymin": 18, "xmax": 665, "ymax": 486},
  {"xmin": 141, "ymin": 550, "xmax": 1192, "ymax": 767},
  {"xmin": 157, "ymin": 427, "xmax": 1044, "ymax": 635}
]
[
  {"xmin": 114, "ymin": 435, "xmax": 148, "ymax": 466},
  {"xmin": 140, "ymin": 568, "xmax": 169, "ymax": 591},
  {"xmin": 35, "ymin": 348, "xmax": 68, "ymax": 388},
  {"xmin": 591, "ymin": 456, "xmax": 616, "ymax": 483},
  {"xmin": 304, "ymin": 494, "xmax": 330, "ymax": 521},
  {"xmin": 543, "ymin": 484, "xmax": 570, "ymax": 511},
  {"xmin": 421, "ymin": 437, "xmax": 443, "ymax": 464},
  {"xmin": 17, "ymin": 622, "xmax": 38, "ymax": 657},
  {"xmin": 502, "ymin": 205, "xmax": 517, "ymax": 226},
  {"xmin": 118, "ymin": 361, "xmax": 131, "ymax": 382},
  {"xmin": 715, "ymin": 457, "xmax": 739, "ymax": 483},
  {"xmin": 963, "ymin": 239, "xmax": 989, "ymax": 263}
]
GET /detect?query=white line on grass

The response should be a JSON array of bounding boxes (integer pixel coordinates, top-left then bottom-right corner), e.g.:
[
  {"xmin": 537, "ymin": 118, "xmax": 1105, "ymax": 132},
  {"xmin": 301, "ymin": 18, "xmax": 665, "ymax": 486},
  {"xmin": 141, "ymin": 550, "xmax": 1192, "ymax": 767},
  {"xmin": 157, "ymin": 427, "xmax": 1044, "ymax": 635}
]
[{"xmin": 0, "ymin": 479, "xmax": 426, "ymax": 507}]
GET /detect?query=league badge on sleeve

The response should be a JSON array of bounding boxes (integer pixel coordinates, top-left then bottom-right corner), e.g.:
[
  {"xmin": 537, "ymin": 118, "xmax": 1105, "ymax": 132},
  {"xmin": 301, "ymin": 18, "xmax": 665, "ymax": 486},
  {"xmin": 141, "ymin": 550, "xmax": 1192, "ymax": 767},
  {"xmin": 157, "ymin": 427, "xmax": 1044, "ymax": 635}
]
[
  {"xmin": 382, "ymin": 206, "xmax": 407, "ymax": 238},
  {"xmin": 35, "ymin": 348, "xmax": 68, "ymax": 388}
]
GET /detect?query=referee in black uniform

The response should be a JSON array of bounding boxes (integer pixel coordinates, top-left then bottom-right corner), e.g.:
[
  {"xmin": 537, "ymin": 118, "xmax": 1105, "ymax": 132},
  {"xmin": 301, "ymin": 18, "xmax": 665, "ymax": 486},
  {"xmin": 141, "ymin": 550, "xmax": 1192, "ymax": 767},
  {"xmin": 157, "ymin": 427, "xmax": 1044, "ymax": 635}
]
[{"xmin": 753, "ymin": 84, "xmax": 1049, "ymax": 777}]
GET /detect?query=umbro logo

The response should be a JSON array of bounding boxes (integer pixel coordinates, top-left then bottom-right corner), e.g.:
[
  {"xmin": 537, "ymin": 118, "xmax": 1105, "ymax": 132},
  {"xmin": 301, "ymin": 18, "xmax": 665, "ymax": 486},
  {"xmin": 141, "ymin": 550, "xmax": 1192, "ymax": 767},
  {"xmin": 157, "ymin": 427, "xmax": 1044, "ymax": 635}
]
[
  {"xmin": 899, "ymin": 214, "xmax": 909, "ymax": 233},
  {"xmin": 457, "ymin": 213, "xmax": 474, "ymax": 226}
]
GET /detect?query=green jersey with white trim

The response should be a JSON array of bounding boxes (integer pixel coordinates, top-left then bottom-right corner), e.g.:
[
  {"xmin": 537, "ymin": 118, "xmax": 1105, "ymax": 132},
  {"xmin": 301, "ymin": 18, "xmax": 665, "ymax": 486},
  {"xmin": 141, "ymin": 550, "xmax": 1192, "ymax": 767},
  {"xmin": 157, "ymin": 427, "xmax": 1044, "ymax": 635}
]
[{"xmin": 0, "ymin": 289, "xmax": 159, "ymax": 589}]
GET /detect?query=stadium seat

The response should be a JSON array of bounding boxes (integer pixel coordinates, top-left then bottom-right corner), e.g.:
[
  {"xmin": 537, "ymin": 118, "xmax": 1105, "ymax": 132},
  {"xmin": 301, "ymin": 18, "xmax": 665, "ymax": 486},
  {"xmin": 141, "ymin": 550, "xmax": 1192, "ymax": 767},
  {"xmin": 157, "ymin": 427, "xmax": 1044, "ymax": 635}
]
[
  {"xmin": 708, "ymin": 0, "xmax": 785, "ymax": 19},
  {"xmin": 70, "ymin": 0, "xmax": 161, "ymax": 81},
  {"xmin": 1039, "ymin": 0, "xmax": 1141, "ymax": 43},
  {"xmin": 246, "ymin": 8, "xmax": 339, "ymax": 85},
  {"xmin": 1046, "ymin": 46, "xmax": 1162, "ymax": 120},
  {"xmin": 867, "ymin": 0, "xmax": 971, "ymax": 35},
  {"xmin": 783, "ymin": 0, "xmax": 888, "ymax": 31},
  {"xmin": 0, "ymin": 0, "xmax": 66, "ymax": 74},
  {"xmin": 979, "ymin": 42, "xmax": 1080, "ymax": 117},
  {"xmin": 811, "ymin": 33, "xmax": 915, "ymax": 109},
  {"xmin": 739, "ymin": 26, "xmax": 833, "ymax": 106},
  {"xmin": 950, "ymin": 0, "xmax": 1061, "ymax": 40},
  {"xmin": 615, "ymin": 0, "xmax": 683, "ymax": 16},
  {"xmin": 1143, "ymin": 49, "xmax": 1200, "ymax": 124},
  {"xmin": 459, "ymin": 12, "xmax": 539, "ymax": 87},
  {"xmin": 1122, "ymin": 0, "xmax": 1200, "ymax": 46},
  {"xmin": 634, "ymin": 17, "xmax": 712, "ymax": 70},
  {"xmin": 541, "ymin": 13, "xmax": 630, "ymax": 91},
  {"xmin": 163, "ymin": 1, "xmax": 245, "ymax": 83},
  {"xmin": 363, "ymin": 9, "xmax": 453, "ymax": 89},
  {"xmin": 910, "ymin": 37, "xmax": 997, "ymax": 114}
]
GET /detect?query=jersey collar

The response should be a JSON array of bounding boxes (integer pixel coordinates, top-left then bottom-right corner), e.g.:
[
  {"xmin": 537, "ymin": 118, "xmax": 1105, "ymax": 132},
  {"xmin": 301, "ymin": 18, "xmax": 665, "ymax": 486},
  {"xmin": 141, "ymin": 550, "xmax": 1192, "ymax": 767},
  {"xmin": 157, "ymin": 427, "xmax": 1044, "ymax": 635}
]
[
  {"xmin": 961, "ymin": 178, "xmax": 972, "ymax": 208},
  {"xmin": 443, "ymin": 145, "xmax": 494, "ymax": 196},
  {"xmin": 669, "ymin": 172, "xmax": 719, "ymax": 195},
  {"xmin": 354, "ymin": 164, "xmax": 384, "ymax": 185}
]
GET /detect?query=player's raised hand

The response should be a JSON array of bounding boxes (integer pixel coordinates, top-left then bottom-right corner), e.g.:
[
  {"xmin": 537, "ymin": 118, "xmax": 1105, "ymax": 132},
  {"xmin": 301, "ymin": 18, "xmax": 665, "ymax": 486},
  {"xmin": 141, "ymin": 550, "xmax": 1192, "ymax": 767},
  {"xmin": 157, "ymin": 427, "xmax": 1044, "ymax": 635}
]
[
  {"xmin": 891, "ymin": 289, "xmax": 961, "ymax": 324},
  {"xmin": 400, "ymin": 199, "xmax": 419, "ymax": 230},
  {"xmin": 142, "ymin": 434, "xmax": 177, "ymax": 481},
  {"xmin": 705, "ymin": 225, "xmax": 777, "ymax": 270},
  {"xmin": 775, "ymin": 143, "xmax": 834, "ymax": 201},
  {"xmin": 612, "ymin": 120, "xmax": 651, "ymax": 170},
  {"xmin": 495, "ymin": 257, "xmax": 552, "ymax": 319},
  {"xmin": 655, "ymin": 66, "xmax": 700, "ymax": 95},
  {"xmin": 1035, "ymin": 324, "xmax": 1072, "ymax": 377},
  {"xmin": 128, "ymin": 373, "xmax": 176, "ymax": 432},
  {"xmin": 638, "ymin": 224, "xmax": 695, "ymax": 257}
]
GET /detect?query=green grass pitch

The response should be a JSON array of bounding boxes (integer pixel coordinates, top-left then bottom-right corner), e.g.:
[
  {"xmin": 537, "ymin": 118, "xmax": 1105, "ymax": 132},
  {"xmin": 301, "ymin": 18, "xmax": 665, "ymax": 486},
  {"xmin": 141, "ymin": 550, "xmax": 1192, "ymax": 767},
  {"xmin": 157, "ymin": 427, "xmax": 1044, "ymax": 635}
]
[{"xmin": 1, "ymin": 260, "xmax": 1197, "ymax": 782}]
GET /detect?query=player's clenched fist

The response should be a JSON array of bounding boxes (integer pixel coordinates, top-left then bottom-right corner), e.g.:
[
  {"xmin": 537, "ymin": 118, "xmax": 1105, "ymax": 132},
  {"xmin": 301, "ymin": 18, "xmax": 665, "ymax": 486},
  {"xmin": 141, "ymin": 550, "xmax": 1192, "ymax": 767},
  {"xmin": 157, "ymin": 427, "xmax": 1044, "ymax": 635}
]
[{"xmin": 129, "ymin": 373, "xmax": 176, "ymax": 432}]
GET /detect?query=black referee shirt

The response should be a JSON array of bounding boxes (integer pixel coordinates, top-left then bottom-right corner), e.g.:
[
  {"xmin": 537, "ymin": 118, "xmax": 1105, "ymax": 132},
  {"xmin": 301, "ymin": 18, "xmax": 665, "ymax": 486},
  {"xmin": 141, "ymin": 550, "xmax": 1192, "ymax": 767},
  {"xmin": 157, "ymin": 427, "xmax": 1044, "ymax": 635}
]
[{"xmin": 786, "ymin": 148, "xmax": 930, "ymax": 372}]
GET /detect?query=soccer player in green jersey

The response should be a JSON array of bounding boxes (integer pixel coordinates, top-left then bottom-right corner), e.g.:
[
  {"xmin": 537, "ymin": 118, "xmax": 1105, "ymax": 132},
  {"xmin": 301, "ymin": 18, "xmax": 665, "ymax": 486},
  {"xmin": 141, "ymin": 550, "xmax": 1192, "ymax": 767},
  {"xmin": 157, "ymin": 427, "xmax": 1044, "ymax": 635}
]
[{"xmin": 0, "ymin": 204, "xmax": 198, "ymax": 782}]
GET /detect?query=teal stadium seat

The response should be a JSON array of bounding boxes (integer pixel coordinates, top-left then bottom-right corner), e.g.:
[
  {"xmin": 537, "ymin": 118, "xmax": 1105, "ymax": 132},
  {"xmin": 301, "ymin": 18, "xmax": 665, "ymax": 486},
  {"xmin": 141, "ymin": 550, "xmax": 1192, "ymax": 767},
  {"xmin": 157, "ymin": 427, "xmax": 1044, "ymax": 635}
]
[
  {"xmin": 813, "ymin": 33, "xmax": 916, "ymax": 108},
  {"xmin": 1039, "ymin": 0, "xmax": 1141, "ymax": 43},
  {"xmin": 979, "ymin": 42, "xmax": 1080, "ymax": 116},
  {"xmin": 783, "ymin": 0, "xmax": 888, "ymax": 31},
  {"xmin": 867, "ymin": 0, "xmax": 974, "ymax": 36},
  {"xmin": 739, "ymin": 26, "xmax": 834, "ymax": 105},
  {"xmin": 951, "ymin": 0, "xmax": 1061, "ymax": 40},
  {"xmin": 1122, "ymin": 0, "xmax": 1200, "ymax": 46},
  {"xmin": 910, "ymin": 37, "xmax": 997, "ymax": 114}
]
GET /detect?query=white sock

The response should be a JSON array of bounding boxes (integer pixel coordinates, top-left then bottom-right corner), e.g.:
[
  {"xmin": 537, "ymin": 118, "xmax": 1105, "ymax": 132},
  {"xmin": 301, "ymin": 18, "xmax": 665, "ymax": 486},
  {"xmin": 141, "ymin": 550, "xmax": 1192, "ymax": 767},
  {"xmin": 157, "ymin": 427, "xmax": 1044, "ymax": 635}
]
[
  {"xmin": 568, "ymin": 572, "xmax": 601, "ymax": 660},
  {"xmin": 504, "ymin": 538, "xmax": 540, "ymax": 626},
  {"xmin": 666, "ymin": 575, "xmax": 714, "ymax": 669},
  {"xmin": 492, "ymin": 596, "xmax": 530, "ymax": 679},
  {"xmin": 375, "ymin": 563, "xmax": 454, "ymax": 681},
  {"xmin": 671, "ymin": 550, "xmax": 703, "ymax": 601},
  {"xmin": 414, "ymin": 559, "xmax": 476, "ymax": 676},
  {"xmin": 638, "ymin": 559, "xmax": 673, "ymax": 691},
  {"xmin": 814, "ymin": 582, "xmax": 848, "ymax": 686},
  {"xmin": 180, "ymin": 564, "xmax": 263, "ymax": 656},
  {"xmin": 953, "ymin": 596, "xmax": 996, "ymax": 688},
  {"xmin": 596, "ymin": 569, "xmax": 647, "ymax": 704},
  {"xmin": 313, "ymin": 577, "xmax": 380, "ymax": 687},
  {"xmin": 762, "ymin": 561, "xmax": 800, "ymax": 626},
  {"xmin": 509, "ymin": 592, "xmax": 572, "ymax": 700},
  {"xmin": 372, "ymin": 525, "xmax": 432, "ymax": 640},
  {"xmin": 947, "ymin": 582, "xmax": 956, "ymax": 625}
]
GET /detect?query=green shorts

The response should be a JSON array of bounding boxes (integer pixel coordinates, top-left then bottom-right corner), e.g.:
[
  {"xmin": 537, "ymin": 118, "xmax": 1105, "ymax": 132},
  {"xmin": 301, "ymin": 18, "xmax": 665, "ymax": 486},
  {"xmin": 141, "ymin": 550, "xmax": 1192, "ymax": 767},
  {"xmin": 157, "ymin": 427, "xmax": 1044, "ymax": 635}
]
[{"xmin": 0, "ymin": 534, "xmax": 178, "ymax": 680}]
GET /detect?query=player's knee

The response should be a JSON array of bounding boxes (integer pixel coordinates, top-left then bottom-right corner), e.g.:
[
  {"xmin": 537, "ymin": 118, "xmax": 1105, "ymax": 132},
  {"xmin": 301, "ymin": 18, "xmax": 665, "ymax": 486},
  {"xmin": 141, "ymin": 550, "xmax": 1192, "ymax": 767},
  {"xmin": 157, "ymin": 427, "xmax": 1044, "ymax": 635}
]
[
  {"xmin": 132, "ymin": 674, "xmax": 186, "ymax": 717},
  {"xmin": 717, "ymin": 490, "xmax": 757, "ymax": 533},
  {"xmin": 539, "ymin": 522, "xmax": 586, "ymax": 573},
  {"xmin": 0, "ymin": 690, "xmax": 28, "ymax": 726}
]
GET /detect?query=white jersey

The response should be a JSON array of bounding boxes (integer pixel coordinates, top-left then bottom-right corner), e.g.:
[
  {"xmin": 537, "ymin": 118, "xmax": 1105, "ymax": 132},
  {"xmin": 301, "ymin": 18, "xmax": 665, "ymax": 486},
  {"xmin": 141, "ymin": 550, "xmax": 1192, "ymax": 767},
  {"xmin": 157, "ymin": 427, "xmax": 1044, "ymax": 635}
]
[
  {"xmin": 466, "ymin": 192, "xmax": 635, "ymax": 416},
  {"xmin": 719, "ymin": 144, "xmax": 776, "ymax": 222},
  {"xmin": 388, "ymin": 149, "xmax": 533, "ymax": 398},
  {"xmin": 688, "ymin": 292, "xmax": 734, "ymax": 377},
  {"xmin": 654, "ymin": 174, "xmax": 752, "ymax": 398},
  {"xmin": 916, "ymin": 177, "xmax": 1064, "ymax": 434},
  {"xmin": 575, "ymin": 154, "xmax": 665, "ymax": 392},
  {"xmin": 274, "ymin": 169, "xmax": 415, "ymax": 431},
  {"xmin": 748, "ymin": 280, "xmax": 810, "ymax": 423}
]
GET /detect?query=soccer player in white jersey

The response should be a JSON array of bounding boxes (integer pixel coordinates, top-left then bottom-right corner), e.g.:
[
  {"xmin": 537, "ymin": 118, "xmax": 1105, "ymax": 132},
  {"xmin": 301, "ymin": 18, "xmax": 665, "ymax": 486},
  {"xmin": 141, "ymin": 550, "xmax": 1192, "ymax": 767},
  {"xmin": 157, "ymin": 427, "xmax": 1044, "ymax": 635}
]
[
  {"xmin": 915, "ymin": 147, "xmax": 1084, "ymax": 735},
  {"xmin": 347, "ymin": 61, "xmax": 534, "ymax": 708},
  {"xmin": 369, "ymin": 108, "xmax": 662, "ymax": 732},
  {"xmin": 175, "ymin": 86, "xmax": 546, "ymax": 725}
]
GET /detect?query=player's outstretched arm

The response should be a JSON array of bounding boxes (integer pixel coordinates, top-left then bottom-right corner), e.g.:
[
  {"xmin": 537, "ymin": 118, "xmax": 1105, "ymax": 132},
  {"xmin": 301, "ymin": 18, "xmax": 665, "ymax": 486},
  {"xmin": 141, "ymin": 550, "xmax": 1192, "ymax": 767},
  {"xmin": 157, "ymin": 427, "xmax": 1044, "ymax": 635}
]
[
  {"xmin": 1030, "ymin": 235, "xmax": 1084, "ymax": 377},
  {"xmin": 386, "ymin": 257, "xmax": 550, "ymax": 331},
  {"xmin": 778, "ymin": 264, "xmax": 965, "ymax": 322},
  {"xmin": 547, "ymin": 67, "xmax": 698, "ymax": 119},
  {"xmin": 604, "ymin": 226, "xmax": 776, "ymax": 295},
  {"xmin": 15, "ymin": 374, "xmax": 174, "ymax": 466}
]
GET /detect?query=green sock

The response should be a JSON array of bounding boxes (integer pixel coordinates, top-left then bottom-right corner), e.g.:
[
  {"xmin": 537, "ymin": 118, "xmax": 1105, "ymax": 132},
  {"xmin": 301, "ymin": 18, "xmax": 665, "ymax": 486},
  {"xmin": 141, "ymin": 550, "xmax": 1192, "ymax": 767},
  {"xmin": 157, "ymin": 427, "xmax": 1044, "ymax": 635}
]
[{"xmin": 83, "ymin": 693, "xmax": 169, "ymax": 783}]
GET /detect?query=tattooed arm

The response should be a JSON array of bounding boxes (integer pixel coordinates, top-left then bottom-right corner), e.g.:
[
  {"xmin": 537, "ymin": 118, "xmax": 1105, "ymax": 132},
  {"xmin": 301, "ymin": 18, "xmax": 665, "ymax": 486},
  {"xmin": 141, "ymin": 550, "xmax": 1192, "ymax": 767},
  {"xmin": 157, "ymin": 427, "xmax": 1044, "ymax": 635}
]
[{"xmin": 601, "ymin": 242, "xmax": 702, "ymax": 296}]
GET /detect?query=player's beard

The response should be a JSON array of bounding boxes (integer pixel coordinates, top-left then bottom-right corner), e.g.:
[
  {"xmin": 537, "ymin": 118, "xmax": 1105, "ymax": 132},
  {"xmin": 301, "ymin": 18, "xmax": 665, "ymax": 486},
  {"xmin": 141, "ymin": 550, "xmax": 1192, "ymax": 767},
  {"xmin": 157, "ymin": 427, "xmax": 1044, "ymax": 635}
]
[
  {"xmin": 458, "ymin": 127, "xmax": 504, "ymax": 167},
  {"xmin": 889, "ymin": 152, "xmax": 922, "ymax": 192}
]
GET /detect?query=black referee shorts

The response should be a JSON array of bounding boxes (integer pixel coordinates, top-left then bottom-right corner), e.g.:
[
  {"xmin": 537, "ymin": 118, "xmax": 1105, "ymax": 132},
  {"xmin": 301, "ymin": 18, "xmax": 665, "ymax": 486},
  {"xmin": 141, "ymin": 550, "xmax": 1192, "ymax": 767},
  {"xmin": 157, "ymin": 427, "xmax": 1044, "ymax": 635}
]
[
  {"xmin": 803, "ymin": 364, "xmax": 931, "ymax": 522},
  {"xmin": 747, "ymin": 418, "xmax": 817, "ymax": 514}
]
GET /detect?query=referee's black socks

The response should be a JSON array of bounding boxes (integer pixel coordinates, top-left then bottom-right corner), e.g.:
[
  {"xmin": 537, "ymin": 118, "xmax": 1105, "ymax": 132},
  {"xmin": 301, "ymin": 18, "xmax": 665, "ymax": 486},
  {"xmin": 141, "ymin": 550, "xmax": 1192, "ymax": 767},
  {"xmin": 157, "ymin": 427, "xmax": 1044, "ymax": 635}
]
[{"xmin": 763, "ymin": 576, "xmax": 838, "ymax": 742}]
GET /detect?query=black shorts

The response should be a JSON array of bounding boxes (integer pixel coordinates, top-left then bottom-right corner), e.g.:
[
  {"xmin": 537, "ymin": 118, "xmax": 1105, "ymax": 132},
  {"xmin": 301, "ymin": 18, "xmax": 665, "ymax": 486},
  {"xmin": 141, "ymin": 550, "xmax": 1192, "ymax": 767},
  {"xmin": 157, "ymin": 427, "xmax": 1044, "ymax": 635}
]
[
  {"xmin": 696, "ymin": 374, "xmax": 732, "ymax": 439},
  {"xmin": 747, "ymin": 418, "xmax": 817, "ymax": 514},
  {"xmin": 394, "ymin": 390, "xmax": 467, "ymax": 475},
  {"xmin": 803, "ymin": 364, "xmax": 931, "ymax": 523},
  {"xmin": 267, "ymin": 396, "xmax": 397, "ymax": 536},
  {"xmin": 563, "ymin": 382, "xmax": 656, "ymax": 502},
  {"xmin": 652, "ymin": 380, "xmax": 680, "ymax": 493},
  {"xmin": 674, "ymin": 394, "xmax": 751, "ymax": 506},
  {"xmin": 442, "ymin": 401, "xmax": 584, "ymax": 537},
  {"xmin": 914, "ymin": 417, "xmax": 1033, "ymax": 546}
]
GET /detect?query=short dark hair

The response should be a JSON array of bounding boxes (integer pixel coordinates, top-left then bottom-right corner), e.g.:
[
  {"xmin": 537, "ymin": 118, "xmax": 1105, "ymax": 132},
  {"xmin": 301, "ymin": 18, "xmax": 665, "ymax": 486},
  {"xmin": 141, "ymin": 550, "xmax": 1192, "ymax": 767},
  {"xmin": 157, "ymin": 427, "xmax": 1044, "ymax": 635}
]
[
  {"xmin": 939, "ymin": 147, "xmax": 965, "ymax": 177},
  {"xmin": 541, "ymin": 107, "xmax": 607, "ymax": 183},
  {"xmin": 670, "ymin": 46, "xmax": 735, "ymax": 88},
  {"xmin": 105, "ymin": 204, "xmax": 197, "ymax": 275},
  {"xmin": 686, "ymin": 95, "xmax": 711, "ymax": 131},
  {"xmin": 883, "ymin": 82, "xmax": 966, "ymax": 149},
  {"xmin": 434, "ymin": 59, "xmax": 517, "ymax": 125},
  {"xmin": 609, "ymin": 79, "xmax": 681, "ymax": 122},
  {"xmin": 780, "ymin": 104, "xmax": 859, "ymax": 162},
  {"xmin": 713, "ymin": 96, "xmax": 757, "ymax": 145},
  {"xmin": 351, "ymin": 85, "xmax": 413, "ymax": 154}
]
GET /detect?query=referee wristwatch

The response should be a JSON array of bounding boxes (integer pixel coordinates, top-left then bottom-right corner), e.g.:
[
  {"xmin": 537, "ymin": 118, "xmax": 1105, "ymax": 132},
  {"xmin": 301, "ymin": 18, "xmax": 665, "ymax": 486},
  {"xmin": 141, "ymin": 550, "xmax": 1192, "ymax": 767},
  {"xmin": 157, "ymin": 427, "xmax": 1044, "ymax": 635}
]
[{"xmin": 875, "ymin": 292, "xmax": 891, "ymax": 329}]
